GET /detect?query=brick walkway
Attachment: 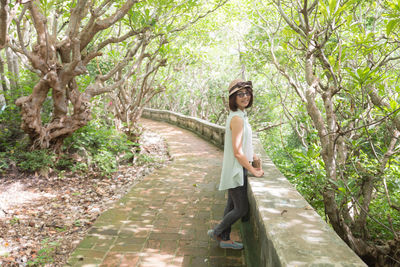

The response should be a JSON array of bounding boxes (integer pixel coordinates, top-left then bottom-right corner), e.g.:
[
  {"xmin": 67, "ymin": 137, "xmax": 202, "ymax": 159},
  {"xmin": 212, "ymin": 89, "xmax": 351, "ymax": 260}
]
[{"xmin": 66, "ymin": 118, "xmax": 246, "ymax": 267}]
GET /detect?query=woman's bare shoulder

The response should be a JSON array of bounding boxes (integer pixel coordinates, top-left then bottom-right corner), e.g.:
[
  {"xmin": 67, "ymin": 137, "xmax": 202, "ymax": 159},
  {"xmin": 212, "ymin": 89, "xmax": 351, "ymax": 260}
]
[
  {"xmin": 231, "ymin": 115, "xmax": 244, "ymax": 122},
  {"xmin": 230, "ymin": 115, "xmax": 244, "ymax": 129}
]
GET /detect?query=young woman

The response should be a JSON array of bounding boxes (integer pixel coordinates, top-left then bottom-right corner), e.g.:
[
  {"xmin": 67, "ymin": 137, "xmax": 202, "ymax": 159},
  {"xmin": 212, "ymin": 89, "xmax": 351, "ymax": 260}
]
[{"xmin": 208, "ymin": 79, "xmax": 264, "ymax": 249}]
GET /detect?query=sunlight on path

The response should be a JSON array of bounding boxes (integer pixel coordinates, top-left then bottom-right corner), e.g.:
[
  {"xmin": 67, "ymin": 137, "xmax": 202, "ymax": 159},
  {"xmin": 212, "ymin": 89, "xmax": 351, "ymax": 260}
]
[
  {"xmin": 66, "ymin": 118, "xmax": 246, "ymax": 267},
  {"xmin": 0, "ymin": 182, "xmax": 55, "ymax": 217}
]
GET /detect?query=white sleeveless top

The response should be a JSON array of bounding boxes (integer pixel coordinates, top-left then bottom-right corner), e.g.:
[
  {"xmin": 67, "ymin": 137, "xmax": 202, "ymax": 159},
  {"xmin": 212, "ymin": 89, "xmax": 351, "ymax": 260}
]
[
  {"xmin": 243, "ymin": 113, "xmax": 254, "ymax": 162},
  {"xmin": 219, "ymin": 110, "xmax": 254, "ymax": 191}
]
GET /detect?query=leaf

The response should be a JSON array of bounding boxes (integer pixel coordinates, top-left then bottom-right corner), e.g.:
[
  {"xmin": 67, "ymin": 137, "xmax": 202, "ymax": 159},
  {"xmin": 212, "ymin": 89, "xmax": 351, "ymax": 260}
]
[
  {"xmin": 307, "ymin": 148, "xmax": 314, "ymax": 158},
  {"xmin": 345, "ymin": 14, "xmax": 353, "ymax": 26},
  {"xmin": 390, "ymin": 99, "xmax": 398, "ymax": 110},
  {"xmin": 293, "ymin": 150, "xmax": 307, "ymax": 159},
  {"xmin": 329, "ymin": 0, "xmax": 337, "ymax": 16},
  {"xmin": 336, "ymin": 0, "xmax": 358, "ymax": 15},
  {"xmin": 319, "ymin": 1, "xmax": 328, "ymax": 18},
  {"xmin": 329, "ymin": 179, "xmax": 340, "ymax": 187},
  {"xmin": 386, "ymin": 19, "xmax": 400, "ymax": 36}
]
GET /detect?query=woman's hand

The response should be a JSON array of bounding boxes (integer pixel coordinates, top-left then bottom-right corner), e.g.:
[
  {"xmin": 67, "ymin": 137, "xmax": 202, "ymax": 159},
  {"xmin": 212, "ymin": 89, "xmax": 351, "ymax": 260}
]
[
  {"xmin": 251, "ymin": 154, "xmax": 264, "ymax": 177},
  {"xmin": 251, "ymin": 167, "xmax": 264, "ymax": 177}
]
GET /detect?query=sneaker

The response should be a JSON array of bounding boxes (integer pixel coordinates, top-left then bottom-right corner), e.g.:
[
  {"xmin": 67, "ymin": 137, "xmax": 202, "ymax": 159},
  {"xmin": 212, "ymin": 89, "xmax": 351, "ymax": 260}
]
[
  {"xmin": 219, "ymin": 241, "xmax": 243, "ymax": 250},
  {"xmin": 207, "ymin": 229, "xmax": 219, "ymax": 242}
]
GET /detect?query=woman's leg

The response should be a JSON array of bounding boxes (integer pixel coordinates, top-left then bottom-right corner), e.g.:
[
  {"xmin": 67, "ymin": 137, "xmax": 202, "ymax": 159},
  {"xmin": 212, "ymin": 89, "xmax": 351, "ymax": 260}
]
[
  {"xmin": 220, "ymin": 191, "xmax": 234, "ymax": 241},
  {"xmin": 241, "ymin": 169, "xmax": 250, "ymax": 222},
  {"xmin": 213, "ymin": 169, "xmax": 248, "ymax": 240}
]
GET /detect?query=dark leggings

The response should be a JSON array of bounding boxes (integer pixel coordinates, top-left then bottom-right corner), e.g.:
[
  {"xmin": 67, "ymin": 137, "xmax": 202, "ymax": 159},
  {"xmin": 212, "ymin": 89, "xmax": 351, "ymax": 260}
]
[{"xmin": 214, "ymin": 168, "xmax": 248, "ymax": 241}]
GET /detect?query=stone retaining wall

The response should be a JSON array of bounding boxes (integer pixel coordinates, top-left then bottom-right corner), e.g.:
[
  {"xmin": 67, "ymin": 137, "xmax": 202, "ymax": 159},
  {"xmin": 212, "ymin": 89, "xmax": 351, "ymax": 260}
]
[
  {"xmin": 142, "ymin": 108, "xmax": 225, "ymax": 149},
  {"xmin": 142, "ymin": 108, "xmax": 367, "ymax": 267}
]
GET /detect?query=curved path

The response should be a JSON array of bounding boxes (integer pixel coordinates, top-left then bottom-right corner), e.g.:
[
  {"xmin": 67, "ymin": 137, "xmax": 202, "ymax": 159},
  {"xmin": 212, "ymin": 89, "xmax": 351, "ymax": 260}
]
[{"xmin": 66, "ymin": 118, "xmax": 246, "ymax": 267}]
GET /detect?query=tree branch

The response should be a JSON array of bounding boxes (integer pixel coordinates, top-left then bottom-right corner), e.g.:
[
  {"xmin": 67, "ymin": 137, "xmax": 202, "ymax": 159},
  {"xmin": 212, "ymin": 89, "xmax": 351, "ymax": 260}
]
[
  {"xmin": 256, "ymin": 122, "xmax": 286, "ymax": 132},
  {"xmin": 316, "ymin": 49, "xmax": 339, "ymax": 90},
  {"xmin": 66, "ymin": 0, "xmax": 89, "ymax": 39},
  {"xmin": 93, "ymin": 28, "xmax": 147, "ymax": 53},
  {"xmin": 28, "ymin": 0, "xmax": 47, "ymax": 52},
  {"xmin": 368, "ymin": 86, "xmax": 400, "ymax": 132},
  {"xmin": 79, "ymin": 0, "xmax": 138, "ymax": 50},
  {"xmin": 99, "ymin": 37, "xmax": 146, "ymax": 82},
  {"xmin": 170, "ymin": 0, "xmax": 229, "ymax": 33},
  {"xmin": 273, "ymin": 0, "xmax": 307, "ymax": 38},
  {"xmin": 260, "ymin": 24, "xmax": 307, "ymax": 102}
]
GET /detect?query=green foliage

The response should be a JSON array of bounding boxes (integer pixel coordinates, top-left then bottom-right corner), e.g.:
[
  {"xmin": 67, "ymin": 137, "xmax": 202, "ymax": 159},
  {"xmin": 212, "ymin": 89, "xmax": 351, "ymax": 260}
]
[
  {"xmin": 0, "ymin": 108, "xmax": 23, "ymax": 152},
  {"xmin": 260, "ymin": 124, "xmax": 327, "ymax": 214},
  {"xmin": 0, "ymin": 77, "xmax": 32, "ymax": 153},
  {"xmin": 0, "ymin": 115, "xmax": 141, "ymax": 176},
  {"xmin": 242, "ymin": 1, "xmax": 400, "ymax": 260},
  {"xmin": 0, "ymin": 107, "xmax": 54, "ymax": 173},
  {"xmin": 54, "ymin": 154, "xmax": 74, "ymax": 171},
  {"xmin": 148, "ymin": 1, "xmax": 243, "ymax": 122},
  {"xmin": 39, "ymin": 0, "xmax": 57, "ymax": 17},
  {"xmin": 26, "ymin": 238, "xmax": 59, "ymax": 266},
  {"xmin": 0, "ymin": 65, "xmax": 55, "ymax": 173},
  {"xmin": 0, "ymin": 146, "xmax": 55, "ymax": 173},
  {"xmin": 9, "ymin": 216, "xmax": 20, "ymax": 225},
  {"xmin": 0, "ymin": 152, "xmax": 9, "ymax": 171},
  {"xmin": 61, "ymin": 118, "xmax": 138, "ymax": 176},
  {"xmin": 0, "ymin": 101, "xmax": 139, "ymax": 177},
  {"xmin": 368, "ymin": 187, "xmax": 400, "ymax": 240},
  {"xmin": 147, "ymin": 1, "xmax": 400, "ymax": 262},
  {"xmin": 93, "ymin": 149, "xmax": 118, "ymax": 175},
  {"xmin": 17, "ymin": 149, "xmax": 55, "ymax": 172},
  {"xmin": 384, "ymin": 0, "xmax": 400, "ymax": 35},
  {"xmin": 2, "ymin": 0, "xmax": 398, "ymax": 263},
  {"xmin": 136, "ymin": 153, "xmax": 155, "ymax": 165}
]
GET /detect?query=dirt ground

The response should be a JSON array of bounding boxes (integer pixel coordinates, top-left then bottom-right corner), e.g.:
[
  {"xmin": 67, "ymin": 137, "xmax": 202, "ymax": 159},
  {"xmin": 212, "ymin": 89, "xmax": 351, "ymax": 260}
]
[{"xmin": 0, "ymin": 130, "xmax": 170, "ymax": 266}]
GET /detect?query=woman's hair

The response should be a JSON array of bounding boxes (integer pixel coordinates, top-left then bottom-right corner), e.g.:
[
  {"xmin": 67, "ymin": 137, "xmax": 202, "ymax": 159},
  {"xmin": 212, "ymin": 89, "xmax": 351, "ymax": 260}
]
[{"xmin": 228, "ymin": 87, "xmax": 253, "ymax": 111}]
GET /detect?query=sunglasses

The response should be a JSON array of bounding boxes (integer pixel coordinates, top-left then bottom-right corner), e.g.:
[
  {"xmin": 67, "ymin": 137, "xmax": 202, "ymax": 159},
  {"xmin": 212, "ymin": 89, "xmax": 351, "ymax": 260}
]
[{"xmin": 236, "ymin": 91, "xmax": 251, "ymax": 98}]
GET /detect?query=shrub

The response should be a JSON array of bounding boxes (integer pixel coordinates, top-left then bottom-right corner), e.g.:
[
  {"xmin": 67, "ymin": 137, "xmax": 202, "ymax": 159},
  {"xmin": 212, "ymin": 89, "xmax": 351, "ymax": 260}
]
[
  {"xmin": 26, "ymin": 238, "xmax": 59, "ymax": 266},
  {"xmin": 17, "ymin": 149, "xmax": 55, "ymax": 172},
  {"xmin": 0, "ymin": 104, "xmax": 24, "ymax": 152},
  {"xmin": 0, "ymin": 101, "xmax": 146, "ymax": 177},
  {"xmin": 60, "ymin": 119, "xmax": 140, "ymax": 176}
]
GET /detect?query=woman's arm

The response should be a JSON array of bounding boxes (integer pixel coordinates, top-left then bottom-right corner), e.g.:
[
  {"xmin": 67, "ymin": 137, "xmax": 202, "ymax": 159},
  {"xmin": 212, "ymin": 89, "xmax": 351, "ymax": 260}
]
[{"xmin": 231, "ymin": 116, "xmax": 264, "ymax": 177}]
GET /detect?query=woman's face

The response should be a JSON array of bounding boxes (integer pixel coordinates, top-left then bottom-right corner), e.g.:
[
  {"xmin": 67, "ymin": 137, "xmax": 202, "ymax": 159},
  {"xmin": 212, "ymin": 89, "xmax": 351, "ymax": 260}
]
[{"xmin": 235, "ymin": 88, "xmax": 251, "ymax": 110}]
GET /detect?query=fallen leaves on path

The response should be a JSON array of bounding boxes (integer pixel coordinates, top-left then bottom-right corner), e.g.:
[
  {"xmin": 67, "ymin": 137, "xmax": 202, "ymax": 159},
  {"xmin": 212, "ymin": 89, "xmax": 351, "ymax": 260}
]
[{"xmin": 0, "ymin": 130, "xmax": 170, "ymax": 266}]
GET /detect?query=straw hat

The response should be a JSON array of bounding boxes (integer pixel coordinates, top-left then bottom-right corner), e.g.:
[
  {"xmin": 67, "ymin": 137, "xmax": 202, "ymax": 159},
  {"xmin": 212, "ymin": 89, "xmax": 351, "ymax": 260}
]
[{"xmin": 228, "ymin": 79, "xmax": 253, "ymax": 96}]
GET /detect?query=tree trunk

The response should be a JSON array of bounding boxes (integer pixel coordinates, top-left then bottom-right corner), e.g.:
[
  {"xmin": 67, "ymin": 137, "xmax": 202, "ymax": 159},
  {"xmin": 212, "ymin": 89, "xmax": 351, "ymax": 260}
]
[
  {"xmin": 0, "ymin": 0, "xmax": 9, "ymax": 50},
  {"xmin": 5, "ymin": 47, "xmax": 19, "ymax": 95},
  {"xmin": 0, "ymin": 54, "xmax": 8, "ymax": 105},
  {"xmin": 12, "ymin": 0, "xmax": 139, "ymax": 150},
  {"xmin": 16, "ymin": 75, "xmax": 92, "ymax": 150}
]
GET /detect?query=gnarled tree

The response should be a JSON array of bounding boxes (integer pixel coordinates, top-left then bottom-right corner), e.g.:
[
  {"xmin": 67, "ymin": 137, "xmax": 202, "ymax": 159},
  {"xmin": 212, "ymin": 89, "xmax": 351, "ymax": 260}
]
[
  {"xmin": 8, "ymin": 0, "xmax": 147, "ymax": 150},
  {"xmin": 109, "ymin": 0, "xmax": 228, "ymax": 138},
  {"xmin": 8, "ymin": 0, "xmax": 228, "ymax": 150},
  {"xmin": 112, "ymin": 35, "xmax": 169, "ymax": 140},
  {"xmin": 246, "ymin": 0, "xmax": 400, "ymax": 264}
]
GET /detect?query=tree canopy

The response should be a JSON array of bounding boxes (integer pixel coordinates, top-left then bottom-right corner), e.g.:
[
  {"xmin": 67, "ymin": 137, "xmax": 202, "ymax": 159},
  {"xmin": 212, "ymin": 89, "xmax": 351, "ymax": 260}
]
[{"xmin": 1, "ymin": 0, "xmax": 399, "ymax": 265}]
